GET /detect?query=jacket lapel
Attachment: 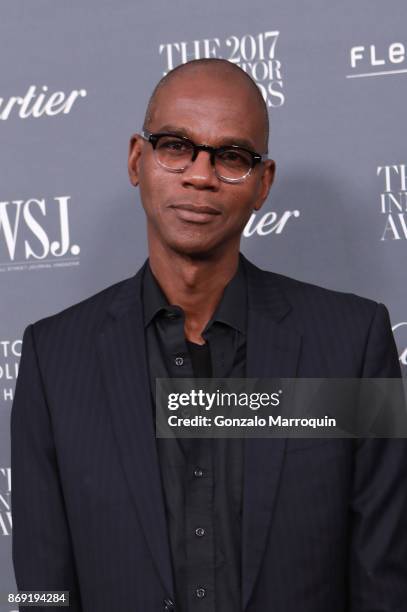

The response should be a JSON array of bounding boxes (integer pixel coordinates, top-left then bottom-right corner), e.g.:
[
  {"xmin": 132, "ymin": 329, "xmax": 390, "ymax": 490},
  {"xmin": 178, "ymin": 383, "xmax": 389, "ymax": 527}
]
[
  {"xmin": 97, "ymin": 262, "xmax": 174, "ymax": 599},
  {"xmin": 241, "ymin": 256, "xmax": 302, "ymax": 610}
]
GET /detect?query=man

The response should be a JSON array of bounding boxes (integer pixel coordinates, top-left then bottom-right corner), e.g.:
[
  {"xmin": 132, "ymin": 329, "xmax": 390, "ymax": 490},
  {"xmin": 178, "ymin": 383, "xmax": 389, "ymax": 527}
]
[{"xmin": 11, "ymin": 59, "xmax": 407, "ymax": 611}]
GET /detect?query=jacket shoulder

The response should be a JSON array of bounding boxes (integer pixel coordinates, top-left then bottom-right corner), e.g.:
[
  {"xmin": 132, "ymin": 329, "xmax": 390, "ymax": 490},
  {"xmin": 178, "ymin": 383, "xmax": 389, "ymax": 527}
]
[
  {"xmin": 246, "ymin": 262, "xmax": 398, "ymax": 376},
  {"xmin": 250, "ymin": 261, "xmax": 380, "ymax": 317},
  {"xmin": 30, "ymin": 275, "xmax": 135, "ymax": 340}
]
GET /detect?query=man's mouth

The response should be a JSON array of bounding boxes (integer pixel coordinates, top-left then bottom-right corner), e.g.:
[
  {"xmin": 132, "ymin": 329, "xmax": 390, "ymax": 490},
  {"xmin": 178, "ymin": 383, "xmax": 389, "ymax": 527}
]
[
  {"xmin": 169, "ymin": 203, "xmax": 221, "ymax": 223},
  {"xmin": 170, "ymin": 203, "xmax": 221, "ymax": 215}
]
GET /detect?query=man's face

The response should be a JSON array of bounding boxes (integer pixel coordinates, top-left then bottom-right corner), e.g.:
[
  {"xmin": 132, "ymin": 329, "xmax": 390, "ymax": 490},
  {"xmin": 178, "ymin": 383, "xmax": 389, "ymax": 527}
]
[{"xmin": 128, "ymin": 71, "xmax": 275, "ymax": 258}]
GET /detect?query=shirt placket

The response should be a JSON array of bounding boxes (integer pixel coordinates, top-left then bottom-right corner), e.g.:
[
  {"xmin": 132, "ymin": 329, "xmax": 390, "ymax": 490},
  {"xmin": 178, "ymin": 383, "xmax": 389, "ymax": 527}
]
[{"xmin": 185, "ymin": 438, "xmax": 215, "ymax": 611}]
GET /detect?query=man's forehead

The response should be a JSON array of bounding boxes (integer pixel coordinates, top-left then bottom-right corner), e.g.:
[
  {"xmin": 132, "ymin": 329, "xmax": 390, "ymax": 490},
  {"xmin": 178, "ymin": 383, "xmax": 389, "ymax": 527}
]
[{"xmin": 153, "ymin": 69, "xmax": 255, "ymax": 110}]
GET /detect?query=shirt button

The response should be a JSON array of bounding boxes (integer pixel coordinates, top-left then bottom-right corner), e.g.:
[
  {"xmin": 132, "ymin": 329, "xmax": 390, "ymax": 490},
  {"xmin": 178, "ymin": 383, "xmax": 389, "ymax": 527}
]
[
  {"xmin": 193, "ymin": 467, "xmax": 204, "ymax": 478},
  {"xmin": 195, "ymin": 587, "xmax": 206, "ymax": 599},
  {"xmin": 163, "ymin": 598, "xmax": 175, "ymax": 611},
  {"xmin": 175, "ymin": 356, "xmax": 184, "ymax": 366},
  {"xmin": 195, "ymin": 527, "xmax": 205, "ymax": 537},
  {"xmin": 165, "ymin": 312, "xmax": 177, "ymax": 319}
]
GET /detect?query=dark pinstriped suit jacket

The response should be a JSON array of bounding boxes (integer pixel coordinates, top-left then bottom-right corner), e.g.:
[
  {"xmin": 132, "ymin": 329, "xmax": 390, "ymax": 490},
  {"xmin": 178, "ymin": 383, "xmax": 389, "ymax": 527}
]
[{"xmin": 11, "ymin": 255, "xmax": 407, "ymax": 612}]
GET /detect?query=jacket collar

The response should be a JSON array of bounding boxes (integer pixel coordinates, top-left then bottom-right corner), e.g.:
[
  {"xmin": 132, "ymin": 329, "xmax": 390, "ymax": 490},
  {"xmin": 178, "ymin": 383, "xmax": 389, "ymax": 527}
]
[{"xmin": 105, "ymin": 253, "xmax": 292, "ymax": 325}]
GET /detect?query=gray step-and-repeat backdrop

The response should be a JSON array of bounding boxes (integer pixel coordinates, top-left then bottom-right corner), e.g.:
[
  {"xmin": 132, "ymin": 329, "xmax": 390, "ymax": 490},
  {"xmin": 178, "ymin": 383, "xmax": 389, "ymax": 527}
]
[{"xmin": 1, "ymin": 1, "xmax": 406, "ymax": 608}]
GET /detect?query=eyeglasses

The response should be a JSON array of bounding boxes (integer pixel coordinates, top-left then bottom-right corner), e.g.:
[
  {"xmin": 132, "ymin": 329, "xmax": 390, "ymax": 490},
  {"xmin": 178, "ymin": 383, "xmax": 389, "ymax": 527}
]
[{"xmin": 141, "ymin": 129, "xmax": 267, "ymax": 183}]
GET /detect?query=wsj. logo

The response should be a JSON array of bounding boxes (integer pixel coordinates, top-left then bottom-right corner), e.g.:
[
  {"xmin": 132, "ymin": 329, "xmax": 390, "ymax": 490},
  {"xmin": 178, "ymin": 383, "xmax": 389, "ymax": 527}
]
[
  {"xmin": 160, "ymin": 31, "xmax": 285, "ymax": 107},
  {"xmin": 392, "ymin": 322, "xmax": 407, "ymax": 370},
  {"xmin": 0, "ymin": 85, "xmax": 87, "ymax": 121},
  {"xmin": 377, "ymin": 164, "xmax": 407, "ymax": 240},
  {"xmin": 348, "ymin": 42, "xmax": 407, "ymax": 78},
  {"xmin": 0, "ymin": 467, "xmax": 11, "ymax": 536},
  {"xmin": 0, "ymin": 195, "xmax": 80, "ymax": 269},
  {"xmin": 0, "ymin": 340, "xmax": 21, "ymax": 403}
]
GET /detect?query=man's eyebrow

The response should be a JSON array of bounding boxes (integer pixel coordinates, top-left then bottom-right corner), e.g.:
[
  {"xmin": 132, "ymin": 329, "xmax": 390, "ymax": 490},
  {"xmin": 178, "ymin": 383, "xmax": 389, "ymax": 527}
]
[{"xmin": 155, "ymin": 124, "xmax": 258, "ymax": 151}]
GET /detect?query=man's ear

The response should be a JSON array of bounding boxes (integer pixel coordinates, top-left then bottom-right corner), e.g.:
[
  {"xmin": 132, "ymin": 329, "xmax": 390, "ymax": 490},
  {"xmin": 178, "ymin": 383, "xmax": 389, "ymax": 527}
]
[
  {"xmin": 128, "ymin": 133, "xmax": 143, "ymax": 187},
  {"xmin": 253, "ymin": 159, "xmax": 276, "ymax": 211}
]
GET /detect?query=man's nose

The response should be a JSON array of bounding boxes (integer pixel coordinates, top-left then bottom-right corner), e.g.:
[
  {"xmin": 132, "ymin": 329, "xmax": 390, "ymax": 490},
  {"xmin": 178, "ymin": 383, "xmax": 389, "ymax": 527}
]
[{"xmin": 181, "ymin": 150, "xmax": 219, "ymax": 189}]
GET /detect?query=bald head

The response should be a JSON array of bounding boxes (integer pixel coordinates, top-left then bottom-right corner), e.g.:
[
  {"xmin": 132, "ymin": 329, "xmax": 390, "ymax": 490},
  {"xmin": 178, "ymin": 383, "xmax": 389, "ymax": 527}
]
[{"xmin": 143, "ymin": 58, "xmax": 269, "ymax": 152}]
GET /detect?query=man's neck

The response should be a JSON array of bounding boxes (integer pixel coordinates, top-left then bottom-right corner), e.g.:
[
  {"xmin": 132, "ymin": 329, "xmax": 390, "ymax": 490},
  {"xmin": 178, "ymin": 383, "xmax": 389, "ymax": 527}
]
[{"xmin": 148, "ymin": 242, "xmax": 240, "ymax": 344}]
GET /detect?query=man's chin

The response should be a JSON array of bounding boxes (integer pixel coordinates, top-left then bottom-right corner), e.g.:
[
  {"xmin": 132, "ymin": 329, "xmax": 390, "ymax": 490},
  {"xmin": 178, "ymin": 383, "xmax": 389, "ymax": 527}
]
[{"xmin": 166, "ymin": 237, "xmax": 225, "ymax": 260}]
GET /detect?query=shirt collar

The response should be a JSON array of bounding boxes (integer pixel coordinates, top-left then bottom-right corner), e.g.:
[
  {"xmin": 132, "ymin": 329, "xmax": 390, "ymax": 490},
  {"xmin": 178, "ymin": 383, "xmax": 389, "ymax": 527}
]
[
  {"xmin": 204, "ymin": 260, "xmax": 247, "ymax": 334},
  {"xmin": 142, "ymin": 256, "xmax": 247, "ymax": 334},
  {"xmin": 142, "ymin": 262, "xmax": 177, "ymax": 328}
]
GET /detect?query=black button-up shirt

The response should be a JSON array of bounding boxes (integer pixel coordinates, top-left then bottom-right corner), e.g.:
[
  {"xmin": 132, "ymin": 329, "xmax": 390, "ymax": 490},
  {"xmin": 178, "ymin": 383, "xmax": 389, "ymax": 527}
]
[{"xmin": 142, "ymin": 260, "xmax": 247, "ymax": 612}]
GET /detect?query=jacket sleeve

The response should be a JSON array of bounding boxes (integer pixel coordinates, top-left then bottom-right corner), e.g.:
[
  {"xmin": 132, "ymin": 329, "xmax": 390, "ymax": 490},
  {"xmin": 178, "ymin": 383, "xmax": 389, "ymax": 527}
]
[
  {"xmin": 10, "ymin": 324, "xmax": 83, "ymax": 611},
  {"xmin": 349, "ymin": 303, "xmax": 407, "ymax": 611}
]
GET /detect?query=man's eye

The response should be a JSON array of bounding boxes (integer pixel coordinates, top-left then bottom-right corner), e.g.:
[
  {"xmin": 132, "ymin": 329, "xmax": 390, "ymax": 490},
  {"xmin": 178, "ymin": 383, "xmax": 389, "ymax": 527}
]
[
  {"xmin": 218, "ymin": 150, "xmax": 249, "ymax": 165},
  {"xmin": 160, "ymin": 139, "xmax": 188, "ymax": 152},
  {"xmin": 221, "ymin": 151, "xmax": 238, "ymax": 160}
]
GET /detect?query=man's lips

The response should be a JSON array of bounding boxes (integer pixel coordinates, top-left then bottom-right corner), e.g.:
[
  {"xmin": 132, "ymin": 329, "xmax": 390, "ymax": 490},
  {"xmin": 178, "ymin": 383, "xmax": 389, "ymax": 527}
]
[
  {"xmin": 169, "ymin": 203, "xmax": 221, "ymax": 215},
  {"xmin": 169, "ymin": 203, "xmax": 221, "ymax": 223}
]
